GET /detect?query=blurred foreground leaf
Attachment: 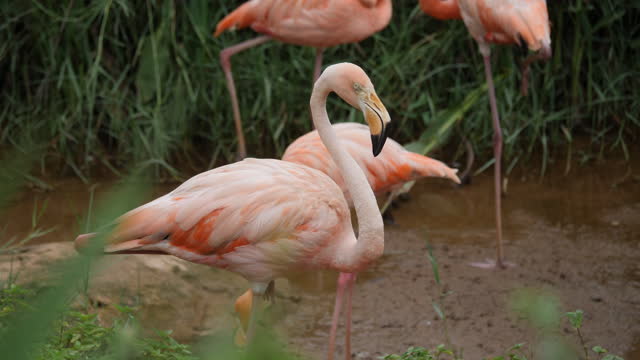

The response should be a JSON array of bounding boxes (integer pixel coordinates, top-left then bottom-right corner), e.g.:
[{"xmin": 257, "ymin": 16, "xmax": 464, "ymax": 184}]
[{"xmin": 0, "ymin": 171, "xmax": 151, "ymax": 360}]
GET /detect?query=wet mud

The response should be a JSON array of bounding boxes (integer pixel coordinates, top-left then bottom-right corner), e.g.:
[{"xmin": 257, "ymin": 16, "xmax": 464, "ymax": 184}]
[{"xmin": 1, "ymin": 157, "xmax": 638, "ymax": 359}]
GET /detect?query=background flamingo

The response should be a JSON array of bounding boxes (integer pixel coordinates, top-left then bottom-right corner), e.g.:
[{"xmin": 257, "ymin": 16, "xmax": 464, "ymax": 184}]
[
  {"xmin": 75, "ymin": 63, "xmax": 390, "ymax": 360},
  {"xmin": 419, "ymin": 0, "xmax": 551, "ymax": 268},
  {"xmin": 214, "ymin": 0, "xmax": 392, "ymax": 159},
  {"xmin": 283, "ymin": 122, "xmax": 460, "ymax": 207}
]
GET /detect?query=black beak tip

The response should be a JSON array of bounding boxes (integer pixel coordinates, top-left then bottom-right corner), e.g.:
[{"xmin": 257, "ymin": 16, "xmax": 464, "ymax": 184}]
[{"xmin": 371, "ymin": 127, "xmax": 388, "ymax": 157}]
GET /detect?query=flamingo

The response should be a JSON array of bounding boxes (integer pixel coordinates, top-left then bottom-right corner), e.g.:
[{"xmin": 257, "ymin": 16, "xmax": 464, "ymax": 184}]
[
  {"xmin": 419, "ymin": 0, "xmax": 551, "ymax": 268},
  {"xmin": 232, "ymin": 122, "xmax": 462, "ymax": 347},
  {"xmin": 214, "ymin": 0, "xmax": 392, "ymax": 159},
  {"xmin": 75, "ymin": 63, "xmax": 390, "ymax": 360},
  {"xmin": 283, "ymin": 122, "xmax": 461, "ymax": 206}
]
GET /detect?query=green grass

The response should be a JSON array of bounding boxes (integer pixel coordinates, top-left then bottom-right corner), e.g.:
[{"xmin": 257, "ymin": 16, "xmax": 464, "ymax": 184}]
[
  {"xmin": 0, "ymin": 282, "xmax": 302, "ymax": 360},
  {"xmin": 0, "ymin": 286, "xmax": 197, "ymax": 360},
  {"xmin": 1, "ymin": 1, "xmax": 638, "ymax": 180}
]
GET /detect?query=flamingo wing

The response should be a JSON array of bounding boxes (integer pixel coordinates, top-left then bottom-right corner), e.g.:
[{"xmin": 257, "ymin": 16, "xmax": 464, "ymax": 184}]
[
  {"xmin": 476, "ymin": 0, "xmax": 550, "ymax": 50},
  {"xmin": 92, "ymin": 159, "xmax": 349, "ymax": 279},
  {"xmin": 215, "ymin": 0, "xmax": 391, "ymax": 47}
]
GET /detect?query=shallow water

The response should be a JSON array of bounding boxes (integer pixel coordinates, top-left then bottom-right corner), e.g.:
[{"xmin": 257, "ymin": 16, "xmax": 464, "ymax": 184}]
[
  {"xmin": 1, "ymin": 157, "xmax": 639, "ymax": 359},
  {"xmin": 0, "ymin": 179, "xmax": 177, "ymax": 246}
]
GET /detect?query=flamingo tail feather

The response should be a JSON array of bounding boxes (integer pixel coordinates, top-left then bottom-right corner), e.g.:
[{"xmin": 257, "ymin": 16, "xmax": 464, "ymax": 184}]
[
  {"xmin": 407, "ymin": 152, "xmax": 461, "ymax": 184},
  {"xmin": 214, "ymin": 3, "xmax": 256, "ymax": 37}
]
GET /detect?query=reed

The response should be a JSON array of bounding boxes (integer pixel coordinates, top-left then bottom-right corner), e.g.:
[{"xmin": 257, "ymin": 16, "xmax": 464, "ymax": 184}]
[{"xmin": 1, "ymin": 1, "xmax": 638, "ymax": 179}]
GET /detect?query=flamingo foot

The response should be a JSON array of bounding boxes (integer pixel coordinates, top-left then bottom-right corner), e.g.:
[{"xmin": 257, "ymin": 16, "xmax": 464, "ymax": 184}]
[
  {"xmin": 470, "ymin": 258, "xmax": 515, "ymax": 269},
  {"xmin": 382, "ymin": 209, "xmax": 396, "ymax": 225}
]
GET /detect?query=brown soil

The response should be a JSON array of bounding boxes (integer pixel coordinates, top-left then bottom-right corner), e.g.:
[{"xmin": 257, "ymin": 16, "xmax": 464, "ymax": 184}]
[{"xmin": 1, "ymin": 157, "xmax": 638, "ymax": 359}]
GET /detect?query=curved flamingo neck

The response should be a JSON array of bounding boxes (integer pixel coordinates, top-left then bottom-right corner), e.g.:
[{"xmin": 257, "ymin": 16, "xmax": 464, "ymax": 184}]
[
  {"xmin": 419, "ymin": 0, "xmax": 461, "ymax": 20},
  {"xmin": 310, "ymin": 78, "xmax": 384, "ymax": 272}
]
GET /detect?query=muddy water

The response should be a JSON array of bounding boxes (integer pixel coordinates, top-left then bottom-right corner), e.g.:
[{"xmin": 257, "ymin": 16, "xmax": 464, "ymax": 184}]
[
  {"xmin": 1, "ymin": 157, "xmax": 639, "ymax": 359},
  {"xmin": 0, "ymin": 179, "xmax": 177, "ymax": 246}
]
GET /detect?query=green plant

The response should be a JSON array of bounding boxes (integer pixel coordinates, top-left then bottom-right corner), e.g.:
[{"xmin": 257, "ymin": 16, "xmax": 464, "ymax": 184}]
[
  {"xmin": 0, "ymin": 284, "xmax": 198, "ymax": 360},
  {"xmin": 425, "ymin": 240, "xmax": 456, "ymax": 354},
  {"xmin": 567, "ymin": 310, "xmax": 588, "ymax": 359},
  {"xmin": 0, "ymin": 198, "xmax": 57, "ymax": 256},
  {"xmin": 383, "ymin": 345, "xmax": 455, "ymax": 360},
  {"xmin": 485, "ymin": 343, "xmax": 529, "ymax": 360},
  {"xmin": 0, "ymin": 284, "xmax": 34, "ymax": 320},
  {"xmin": 566, "ymin": 310, "xmax": 624, "ymax": 360}
]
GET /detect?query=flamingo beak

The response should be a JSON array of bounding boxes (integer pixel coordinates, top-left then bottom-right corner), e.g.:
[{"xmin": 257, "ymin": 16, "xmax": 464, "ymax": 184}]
[
  {"xmin": 361, "ymin": 92, "xmax": 390, "ymax": 157},
  {"xmin": 370, "ymin": 123, "xmax": 388, "ymax": 157}
]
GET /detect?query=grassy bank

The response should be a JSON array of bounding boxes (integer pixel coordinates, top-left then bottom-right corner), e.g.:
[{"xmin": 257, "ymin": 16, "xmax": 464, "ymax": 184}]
[{"xmin": 1, "ymin": 0, "xmax": 638, "ymax": 180}]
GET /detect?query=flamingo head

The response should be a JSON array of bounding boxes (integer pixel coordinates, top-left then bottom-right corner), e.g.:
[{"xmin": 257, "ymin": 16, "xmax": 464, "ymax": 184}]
[{"xmin": 320, "ymin": 63, "xmax": 391, "ymax": 157}]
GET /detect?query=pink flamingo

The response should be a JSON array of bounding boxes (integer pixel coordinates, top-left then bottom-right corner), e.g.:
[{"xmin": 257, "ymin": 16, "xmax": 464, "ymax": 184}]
[
  {"xmin": 283, "ymin": 122, "xmax": 461, "ymax": 206},
  {"xmin": 75, "ymin": 63, "xmax": 390, "ymax": 360},
  {"xmin": 215, "ymin": 0, "xmax": 392, "ymax": 159},
  {"xmin": 419, "ymin": 0, "xmax": 551, "ymax": 268},
  {"xmin": 232, "ymin": 122, "xmax": 461, "ymax": 347}
]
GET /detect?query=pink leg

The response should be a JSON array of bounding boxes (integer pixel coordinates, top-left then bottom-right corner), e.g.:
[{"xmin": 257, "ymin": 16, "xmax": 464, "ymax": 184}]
[
  {"xmin": 520, "ymin": 45, "xmax": 552, "ymax": 96},
  {"xmin": 483, "ymin": 54, "xmax": 505, "ymax": 269},
  {"xmin": 220, "ymin": 36, "xmax": 271, "ymax": 160},
  {"xmin": 344, "ymin": 273, "xmax": 357, "ymax": 360},
  {"xmin": 328, "ymin": 272, "xmax": 352, "ymax": 360},
  {"xmin": 245, "ymin": 291, "xmax": 262, "ymax": 343},
  {"xmin": 313, "ymin": 48, "xmax": 324, "ymax": 83}
]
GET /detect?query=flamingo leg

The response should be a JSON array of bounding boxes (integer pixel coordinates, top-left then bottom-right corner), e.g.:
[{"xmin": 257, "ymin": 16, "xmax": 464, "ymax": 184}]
[
  {"xmin": 327, "ymin": 272, "xmax": 351, "ymax": 360},
  {"xmin": 245, "ymin": 282, "xmax": 271, "ymax": 344},
  {"xmin": 313, "ymin": 48, "xmax": 325, "ymax": 83},
  {"xmin": 482, "ymin": 54, "xmax": 505, "ymax": 269},
  {"xmin": 520, "ymin": 45, "xmax": 552, "ymax": 96},
  {"xmin": 220, "ymin": 35, "xmax": 272, "ymax": 160},
  {"xmin": 343, "ymin": 273, "xmax": 357, "ymax": 360},
  {"xmin": 458, "ymin": 137, "xmax": 475, "ymax": 185},
  {"xmin": 245, "ymin": 290, "xmax": 263, "ymax": 343}
]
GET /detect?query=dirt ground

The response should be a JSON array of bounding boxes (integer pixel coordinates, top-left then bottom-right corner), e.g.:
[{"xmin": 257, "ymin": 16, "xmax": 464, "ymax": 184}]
[{"xmin": 1, "ymin": 157, "xmax": 638, "ymax": 359}]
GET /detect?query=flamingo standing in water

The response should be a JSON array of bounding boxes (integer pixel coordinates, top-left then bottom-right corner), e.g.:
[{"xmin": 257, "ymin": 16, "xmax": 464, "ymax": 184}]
[
  {"xmin": 419, "ymin": 0, "xmax": 551, "ymax": 268},
  {"xmin": 233, "ymin": 122, "xmax": 461, "ymax": 347},
  {"xmin": 75, "ymin": 63, "xmax": 390, "ymax": 360},
  {"xmin": 214, "ymin": 0, "xmax": 392, "ymax": 159}
]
